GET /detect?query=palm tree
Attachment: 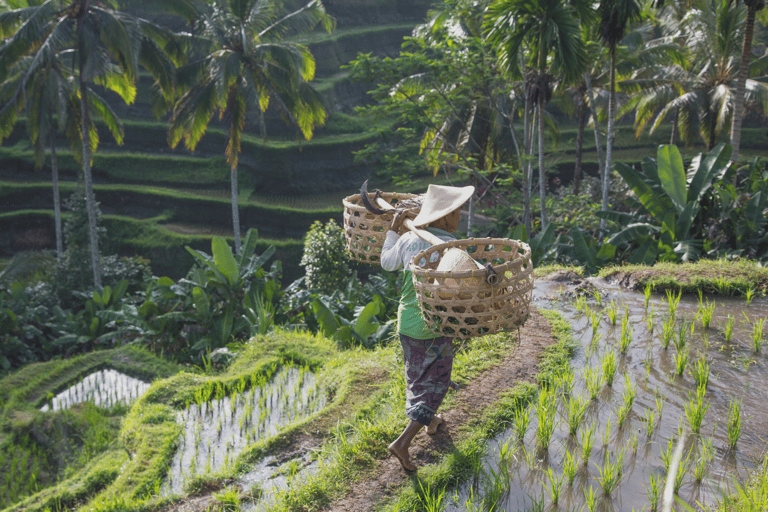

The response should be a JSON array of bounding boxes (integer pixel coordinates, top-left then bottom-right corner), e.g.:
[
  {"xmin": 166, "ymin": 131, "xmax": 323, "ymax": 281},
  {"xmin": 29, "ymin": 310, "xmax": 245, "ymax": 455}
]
[
  {"xmin": 0, "ymin": 0, "xmax": 192, "ymax": 288},
  {"xmin": 729, "ymin": 0, "xmax": 765, "ymax": 163},
  {"xmin": 485, "ymin": 0, "xmax": 592, "ymax": 230},
  {"xmin": 625, "ymin": 0, "xmax": 768, "ymax": 151},
  {"xmin": 168, "ymin": 0, "xmax": 332, "ymax": 254},
  {"xmin": 597, "ymin": 0, "xmax": 642, "ymax": 231},
  {"xmin": 0, "ymin": 48, "xmax": 79, "ymax": 259}
]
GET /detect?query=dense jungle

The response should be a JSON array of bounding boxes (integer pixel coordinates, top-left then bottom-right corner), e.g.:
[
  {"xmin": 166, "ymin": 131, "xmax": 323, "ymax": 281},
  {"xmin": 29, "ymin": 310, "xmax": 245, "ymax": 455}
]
[{"xmin": 1, "ymin": 0, "xmax": 768, "ymax": 511}]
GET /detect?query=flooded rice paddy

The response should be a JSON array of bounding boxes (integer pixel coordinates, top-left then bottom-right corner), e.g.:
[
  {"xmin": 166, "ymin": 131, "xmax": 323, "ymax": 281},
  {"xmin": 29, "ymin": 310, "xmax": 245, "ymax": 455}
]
[
  {"xmin": 39, "ymin": 368, "xmax": 151, "ymax": 412},
  {"xmin": 446, "ymin": 278, "xmax": 768, "ymax": 512},
  {"xmin": 164, "ymin": 365, "xmax": 325, "ymax": 495}
]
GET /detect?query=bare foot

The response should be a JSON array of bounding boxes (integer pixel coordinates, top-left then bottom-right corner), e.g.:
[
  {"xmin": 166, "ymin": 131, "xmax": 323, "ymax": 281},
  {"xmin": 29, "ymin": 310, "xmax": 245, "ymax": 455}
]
[
  {"xmin": 426, "ymin": 414, "xmax": 445, "ymax": 435},
  {"xmin": 388, "ymin": 442, "xmax": 417, "ymax": 471}
]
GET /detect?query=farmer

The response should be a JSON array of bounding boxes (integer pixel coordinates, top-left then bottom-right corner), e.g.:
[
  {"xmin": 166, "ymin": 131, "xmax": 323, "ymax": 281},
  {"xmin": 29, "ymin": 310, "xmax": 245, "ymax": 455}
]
[{"xmin": 380, "ymin": 183, "xmax": 474, "ymax": 472}]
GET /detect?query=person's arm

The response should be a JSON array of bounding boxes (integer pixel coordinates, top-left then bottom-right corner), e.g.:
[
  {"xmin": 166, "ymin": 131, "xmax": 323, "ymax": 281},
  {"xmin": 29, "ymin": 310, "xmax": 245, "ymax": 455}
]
[
  {"xmin": 380, "ymin": 211, "xmax": 408, "ymax": 272},
  {"xmin": 380, "ymin": 231, "xmax": 402, "ymax": 271}
]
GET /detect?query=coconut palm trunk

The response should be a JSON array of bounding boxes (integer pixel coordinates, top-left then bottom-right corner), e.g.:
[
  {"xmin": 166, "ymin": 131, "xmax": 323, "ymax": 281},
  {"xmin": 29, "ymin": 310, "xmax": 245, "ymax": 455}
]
[
  {"xmin": 729, "ymin": 1, "xmax": 760, "ymax": 164},
  {"xmin": 573, "ymin": 89, "xmax": 586, "ymax": 195},
  {"xmin": 601, "ymin": 46, "xmax": 616, "ymax": 232},
  {"xmin": 538, "ymin": 91, "xmax": 547, "ymax": 230},
  {"xmin": 50, "ymin": 130, "xmax": 62, "ymax": 258},
  {"xmin": 231, "ymin": 164, "xmax": 241, "ymax": 254},
  {"xmin": 584, "ymin": 73, "xmax": 605, "ymax": 180},
  {"xmin": 79, "ymin": 79, "xmax": 101, "ymax": 289}
]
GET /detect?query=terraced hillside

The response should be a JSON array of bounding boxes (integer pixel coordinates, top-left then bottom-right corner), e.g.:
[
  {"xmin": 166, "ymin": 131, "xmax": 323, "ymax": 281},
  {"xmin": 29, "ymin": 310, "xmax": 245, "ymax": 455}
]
[{"xmin": 0, "ymin": 0, "xmax": 433, "ymax": 281}]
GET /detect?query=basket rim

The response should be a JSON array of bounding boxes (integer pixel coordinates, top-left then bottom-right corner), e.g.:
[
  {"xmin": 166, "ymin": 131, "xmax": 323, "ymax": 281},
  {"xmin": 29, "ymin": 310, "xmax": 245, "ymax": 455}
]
[
  {"xmin": 342, "ymin": 191, "xmax": 420, "ymax": 210},
  {"xmin": 411, "ymin": 238, "xmax": 532, "ymax": 280}
]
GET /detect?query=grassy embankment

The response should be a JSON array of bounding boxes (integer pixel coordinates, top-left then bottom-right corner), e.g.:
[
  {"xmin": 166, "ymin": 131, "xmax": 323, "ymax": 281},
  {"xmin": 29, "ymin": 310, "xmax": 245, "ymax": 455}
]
[{"xmin": 0, "ymin": 307, "xmax": 565, "ymax": 512}]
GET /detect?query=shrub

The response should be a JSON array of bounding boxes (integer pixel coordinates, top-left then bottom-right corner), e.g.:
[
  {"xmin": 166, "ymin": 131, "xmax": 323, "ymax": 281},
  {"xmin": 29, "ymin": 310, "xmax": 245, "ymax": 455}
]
[{"xmin": 300, "ymin": 219, "xmax": 351, "ymax": 294}]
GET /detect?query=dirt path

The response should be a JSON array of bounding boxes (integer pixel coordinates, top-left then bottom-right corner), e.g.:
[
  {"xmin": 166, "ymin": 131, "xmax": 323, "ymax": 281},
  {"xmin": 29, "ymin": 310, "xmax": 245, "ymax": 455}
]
[{"xmin": 325, "ymin": 307, "xmax": 556, "ymax": 512}]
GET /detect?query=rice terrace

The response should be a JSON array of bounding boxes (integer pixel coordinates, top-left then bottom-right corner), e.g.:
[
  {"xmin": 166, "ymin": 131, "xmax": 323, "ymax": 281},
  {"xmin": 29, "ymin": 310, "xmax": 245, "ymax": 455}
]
[{"xmin": 1, "ymin": 1, "xmax": 768, "ymax": 512}]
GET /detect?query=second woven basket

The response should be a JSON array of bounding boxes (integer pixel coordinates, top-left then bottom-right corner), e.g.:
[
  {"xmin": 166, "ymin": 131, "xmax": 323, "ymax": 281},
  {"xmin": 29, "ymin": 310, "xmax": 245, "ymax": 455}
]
[{"xmin": 411, "ymin": 238, "xmax": 534, "ymax": 340}]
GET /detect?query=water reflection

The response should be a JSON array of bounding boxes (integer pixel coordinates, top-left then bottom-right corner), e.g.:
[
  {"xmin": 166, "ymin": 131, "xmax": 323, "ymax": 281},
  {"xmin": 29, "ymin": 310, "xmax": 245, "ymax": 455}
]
[{"xmin": 446, "ymin": 278, "xmax": 768, "ymax": 511}]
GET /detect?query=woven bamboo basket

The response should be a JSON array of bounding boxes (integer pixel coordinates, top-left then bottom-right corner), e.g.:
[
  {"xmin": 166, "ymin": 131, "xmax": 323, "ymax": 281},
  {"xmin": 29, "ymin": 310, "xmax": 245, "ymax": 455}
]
[
  {"xmin": 411, "ymin": 238, "xmax": 534, "ymax": 339},
  {"xmin": 342, "ymin": 192, "xmax": 420, "ymax": 264}
]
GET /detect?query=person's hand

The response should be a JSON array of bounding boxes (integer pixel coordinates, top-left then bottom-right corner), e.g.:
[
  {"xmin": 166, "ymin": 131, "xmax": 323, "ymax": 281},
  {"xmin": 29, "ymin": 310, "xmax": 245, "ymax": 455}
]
[{"xmin": 390, "ymin": 210, "xmax": 407, "ymax": 235}]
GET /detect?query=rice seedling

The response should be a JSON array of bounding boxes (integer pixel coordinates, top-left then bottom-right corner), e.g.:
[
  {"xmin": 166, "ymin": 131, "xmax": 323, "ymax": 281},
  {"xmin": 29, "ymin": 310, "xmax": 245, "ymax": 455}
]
[
  {"xmin": 655, "ymin": 390, "xmax": 665, "ymax": 419},
  {"xmin": 602, "ymin": 351, "xmax": 617, "ymax": 386},
  {"xmin": 746, "ymin": 286, "xmax": 755, "ymax": 306},
  {"xmin": 674, "ymin": 347, "xmax": 689, "ymax": 377},
  {"xmin": 556, "ymin": 368, "xmax": 575, "ymax": 397},
  {"xmin": 618, "ymin": 317, "xmax": 633, "ymax": 355},
  {"xmin": 688, "ymin": 355, "xmax": 710, "ymax": 389},
  {"xmin": 607, "ymin": 300, "xmax": 618, "ymax": 325},
  {"xmin": 575, "ymin": 293, "xmax": 587, "ymax": 312},
  {"xmin": 593, "ymin": 289, "xmax": 603, "ymax": 307},
  {"xmin": 699, "ymin": 300, "xmax": 716, "ymax": 329},
  {"xmin": 596, "ymin": 448, "xmax": 624, "ymax": 496},
  {"xmin": 616, "ymin": 377, "xmax": 636, "ymax": 428},
  {"xmin": 752, "ymin": 318, "xmax": 765, "ymax": 353},
  {"xmin": 666, "ymin": 289, "xmax": 681, "ymax": 318},
  {"xmin": 684, "ymin": 384, "xmax": 710, "ymax": 434},
  {"xmin": 584, "ymin": 367, "xmax": 604, "ymax": 401},
  {"xmin": 724, "ymin": 315, "xmax": 735, "ymax": 342},
  {"xmin": 644, "ymin": 283, "xmax": 652, "ymax": 309},
  {"xmin": 692, "ymin": 438, "xmax": 714, "ymax": 482},
  {"xmin": 675, "ymin": 320, "xmax": 692, "ymax": 351},
  {"xmin": 497, "ymin": 438, "xmax": 518, "ymax": 475},
  {"xmin": 513, "ymin": 405, "xmax": 532, "ymax": 442},
  {"xmin": 672, "ymin": 450, "xmax": 689, "ymax": 495},
  {"xmin": 646, "ymin": 304, "xmax": 656, "ymax": 333},
  {"xmin": 544, "ymin": 467, "xmax": 564, "ymax": 505},
  {"xmin": 589, "ymin": 309, "xmax": 602, "ymax": 337},
  {"xmin": 587, "ymin": 332, "xmax": 601, "ymax": 358},
  {"xmin": 581, "ymin": 421, "xmax": 596, "ymax": 464},
  {"xmin": 661, "ymin": 436, "xmax": 675, "ymax": 474},
  {"xmin": 630, "ymin": 431, "xmax": 639, "ymax": 453},
  {"xmin": 566, "ymin": 394, "xmax": 588, "ymax": 436},
  {"xmin": 727, "ymin": 399, "xmax": 742, "ymax": 449},
  {"xmin": 584, "ymin": 485, "xmax": 598, "ymax": 512},
  {"xmin": 602, "ymin": 417, "xmax": 612, "ymax": 448},
  {"xmin": 562, "ymin": 449, "xmax": 578, "ymax": 485},
  {"xmin": 646, "ymin": 472, "xmax": 661, "ymax": 512},
  {"xmin": 535, "ymin": 388, "xmax": 557, "ymax": 451},
  {"xmin": 661, "ymin": 316, "xmax": 676, "ymax": 349},
  {"xmin": 646, "ymin": 410, "xmax": 656, "ymax": 437}
]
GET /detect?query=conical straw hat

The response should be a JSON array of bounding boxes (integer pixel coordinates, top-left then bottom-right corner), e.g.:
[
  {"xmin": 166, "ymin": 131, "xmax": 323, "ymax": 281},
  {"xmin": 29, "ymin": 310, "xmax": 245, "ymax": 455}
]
[
  {"xmin": 436, "ymin": 248, "xmax": 484, "ymax": 272},
  {"xmin": 412, "ymin": 184, "xmax": 475, "ymax": 227}
]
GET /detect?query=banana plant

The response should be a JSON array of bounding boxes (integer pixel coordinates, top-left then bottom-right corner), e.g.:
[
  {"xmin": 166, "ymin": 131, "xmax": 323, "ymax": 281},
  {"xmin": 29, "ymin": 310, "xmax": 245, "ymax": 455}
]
[
  {"xmin": 312, "ymin": 295, "xmax": 393, "ymax": 348},
  {"xmin": 598, "ymin": 144, "xmax": 731, "ymax": 263}
]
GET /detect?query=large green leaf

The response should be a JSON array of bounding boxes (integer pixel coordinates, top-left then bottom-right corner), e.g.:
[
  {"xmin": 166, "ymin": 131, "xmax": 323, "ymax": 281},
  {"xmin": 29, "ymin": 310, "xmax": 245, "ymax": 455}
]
[
  {"xmin": 606, "ymin": 223, "xmax": 661, "ymax": 246},
  {"xmin": 570, "ymin": 228, "xmax": 596, "ymax": 270},
  {"xmin": 628, "ymin": 238, "xmax": 658, "ymax": 265},
  {"xmin": 353, "ymin": 298, "xmax": 383, "ymax": 340},
  {"xmin": 657, "ymin": 145, "xmax": 687, "ymax": 214},
  {"xmin": 675, "ymin": 201, "xmax": 701, "ymax": 239},
  {"xmin": 595, "ymin": 210, "xmax": 640, "ymax": 226},
  {"xmin": 212, "ymin": 237, "xmax": 239, "ymax": 287},
  {"xmin": 687, "ymin": 143, "xmax": 731, "ymax": 203},
  {"xmin": 312, "ymin": 298, "xmax": 340, "ymax": 339},
  {"xmin": 615, "ymin": 161, "xmax": 668, "ymax": 221}
]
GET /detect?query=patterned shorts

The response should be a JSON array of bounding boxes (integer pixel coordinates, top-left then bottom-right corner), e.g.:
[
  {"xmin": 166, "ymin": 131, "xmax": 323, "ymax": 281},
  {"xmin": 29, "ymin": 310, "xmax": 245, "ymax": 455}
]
[{"xmin": 399, "ymin": 334, "xmax": 454, "ymax": 426}]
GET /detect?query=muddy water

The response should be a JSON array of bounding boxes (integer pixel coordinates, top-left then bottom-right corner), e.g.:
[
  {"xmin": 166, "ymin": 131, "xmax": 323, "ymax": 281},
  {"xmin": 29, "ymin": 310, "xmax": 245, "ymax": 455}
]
[
  {"xmin": 39, "ymin": 369, "xmax": 151, "ymax": 412},
  {"xmin": 446, "ymin": 279, "xmax": 768, "ymax": 512},
  {"xmin": 164, "ymin": 366, "xmax": 325, "ymax": 496}
]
